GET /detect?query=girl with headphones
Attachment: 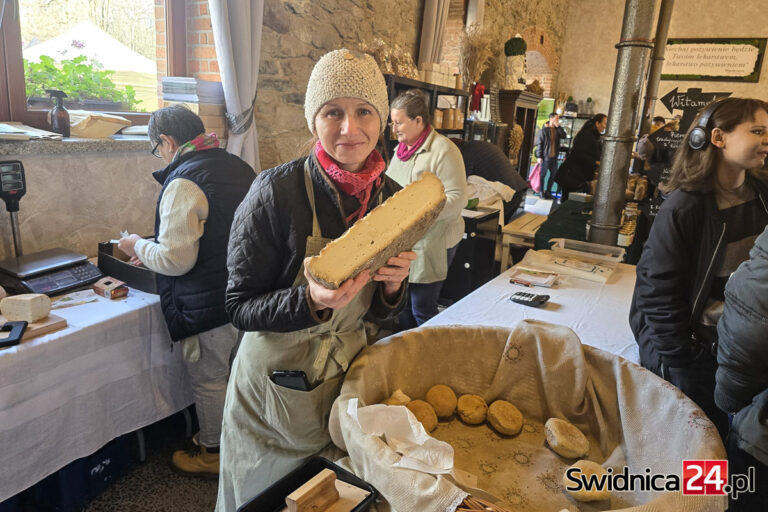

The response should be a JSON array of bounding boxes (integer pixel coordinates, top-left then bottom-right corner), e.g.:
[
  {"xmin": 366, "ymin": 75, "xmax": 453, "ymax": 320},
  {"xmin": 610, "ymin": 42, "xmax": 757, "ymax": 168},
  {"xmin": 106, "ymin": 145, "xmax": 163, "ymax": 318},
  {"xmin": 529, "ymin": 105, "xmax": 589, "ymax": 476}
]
[{"xmin": 629, "ymin": 97, "xmax": 768, "ymax": 440}]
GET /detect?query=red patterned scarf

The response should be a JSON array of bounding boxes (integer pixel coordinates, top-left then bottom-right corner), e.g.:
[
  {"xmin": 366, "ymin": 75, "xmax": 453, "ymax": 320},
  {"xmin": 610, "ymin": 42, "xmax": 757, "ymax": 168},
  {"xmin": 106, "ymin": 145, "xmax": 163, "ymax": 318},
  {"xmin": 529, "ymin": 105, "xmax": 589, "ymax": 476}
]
[
  {"xmin": 314, "ymin": 140, "xmax": 386, "ymax": 223},
  {"xmin": 395, "ymin": 125, "xmax": 431, "ymax": 162}
]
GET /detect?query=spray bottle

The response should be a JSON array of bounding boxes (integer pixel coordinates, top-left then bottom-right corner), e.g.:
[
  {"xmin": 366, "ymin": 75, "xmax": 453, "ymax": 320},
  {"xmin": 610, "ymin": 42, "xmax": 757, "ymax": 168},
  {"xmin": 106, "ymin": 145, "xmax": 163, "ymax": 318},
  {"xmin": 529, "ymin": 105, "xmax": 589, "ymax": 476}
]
[{"xmin": 46, "ymin": 89, "xmax": 70, "ymax": 137}]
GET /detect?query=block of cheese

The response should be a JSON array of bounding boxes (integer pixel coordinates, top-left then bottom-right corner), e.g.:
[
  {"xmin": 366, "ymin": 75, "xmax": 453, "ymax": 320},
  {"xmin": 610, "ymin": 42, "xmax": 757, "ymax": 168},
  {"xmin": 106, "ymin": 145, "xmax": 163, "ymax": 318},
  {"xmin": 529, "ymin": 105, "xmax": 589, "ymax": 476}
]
[
  {"xmin": 306, "ymin": 172, "xmax": 446, "ymax": 289},
  {"xmin": 0, "ymin": 293, "xmax": 52, "ymax": 322}
]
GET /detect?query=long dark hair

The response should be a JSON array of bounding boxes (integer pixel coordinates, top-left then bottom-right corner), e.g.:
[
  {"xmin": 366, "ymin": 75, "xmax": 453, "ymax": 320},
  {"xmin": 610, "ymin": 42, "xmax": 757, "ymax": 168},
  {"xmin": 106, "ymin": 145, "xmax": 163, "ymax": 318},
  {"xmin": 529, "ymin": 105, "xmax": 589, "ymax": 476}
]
[
  {"xmin": 576, "ymin": 113, "xmax": 607, "ymax": 137},
  {"xmin": 666, "ymin": 97, "xmax": 768, "ymax": 193}
]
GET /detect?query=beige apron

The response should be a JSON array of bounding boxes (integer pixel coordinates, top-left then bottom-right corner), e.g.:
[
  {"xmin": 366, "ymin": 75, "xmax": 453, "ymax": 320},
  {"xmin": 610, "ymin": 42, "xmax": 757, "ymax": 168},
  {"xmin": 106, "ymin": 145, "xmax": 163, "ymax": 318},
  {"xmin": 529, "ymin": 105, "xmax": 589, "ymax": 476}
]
[{"xmin": 216, "ymin": 162, "xmax": 377, "ymax": 511}]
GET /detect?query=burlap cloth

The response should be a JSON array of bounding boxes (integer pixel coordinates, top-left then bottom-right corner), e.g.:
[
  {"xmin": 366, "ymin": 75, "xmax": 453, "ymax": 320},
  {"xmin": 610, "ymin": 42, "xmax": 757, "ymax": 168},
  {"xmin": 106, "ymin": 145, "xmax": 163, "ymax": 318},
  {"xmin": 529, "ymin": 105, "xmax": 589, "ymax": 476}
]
[{"xmin": 329, "ymin": 320, "xmax": 726, "ymax": 512}]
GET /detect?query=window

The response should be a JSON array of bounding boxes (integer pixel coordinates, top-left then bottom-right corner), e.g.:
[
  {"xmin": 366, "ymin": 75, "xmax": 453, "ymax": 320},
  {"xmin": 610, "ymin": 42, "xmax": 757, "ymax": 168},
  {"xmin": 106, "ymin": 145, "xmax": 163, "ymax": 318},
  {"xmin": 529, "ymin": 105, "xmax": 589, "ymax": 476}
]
[{"xmin": 0, "ymin": 0, "xmax": 187, "ymax": 128}]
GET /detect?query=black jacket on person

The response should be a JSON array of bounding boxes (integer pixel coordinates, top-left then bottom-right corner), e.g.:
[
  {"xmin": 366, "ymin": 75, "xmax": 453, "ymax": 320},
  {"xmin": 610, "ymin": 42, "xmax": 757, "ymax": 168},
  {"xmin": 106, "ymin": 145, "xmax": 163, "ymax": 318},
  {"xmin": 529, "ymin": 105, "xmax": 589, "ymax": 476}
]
[
  {"xmin": 454, "ymin": 140, "xmax": 529, "ymax": 221},
  {"xmin": 555, "ymin": 124, "xmax": 601, "ymax": 191},
  {"xmin": 153, "ymin": 148, "xmax": 255, "ymax": 341},
  {"xmin": 533, "ymin": 123, "xmax": 566, "ymax": 161},
  {"xmin": 715, "ymin": 225, "xmax": 768, "ymax": 464},
  {"xmin": 629, "ymin": 175, "xmax": 768, "ymax": 372},
  {"xmin": 226, "ymin": 154, "xmax": 405, "ymax": 333}
]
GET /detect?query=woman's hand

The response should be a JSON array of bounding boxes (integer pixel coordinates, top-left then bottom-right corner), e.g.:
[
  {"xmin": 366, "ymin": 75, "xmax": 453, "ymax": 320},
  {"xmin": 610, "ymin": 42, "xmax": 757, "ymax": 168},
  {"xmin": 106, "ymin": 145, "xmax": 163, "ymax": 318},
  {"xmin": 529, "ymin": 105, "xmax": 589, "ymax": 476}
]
[
  {"xmin": 304, "ymin": 258, "xmax": 371, "ymax": 312},
  {"xmin": 118, "ymin": 234, "xmax": 142, "ymax": 259},
  {"xmin": 373, "ymin": 251, "xmax": 416, "ymax": 300}
]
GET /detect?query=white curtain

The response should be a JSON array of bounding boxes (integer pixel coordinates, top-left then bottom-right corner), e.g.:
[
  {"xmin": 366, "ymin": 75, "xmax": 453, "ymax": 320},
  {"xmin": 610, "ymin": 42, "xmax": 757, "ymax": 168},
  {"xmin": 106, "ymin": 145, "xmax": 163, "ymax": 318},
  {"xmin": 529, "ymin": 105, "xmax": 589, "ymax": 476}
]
[
  {"xmin": 417, "ymin": 0, "xmax": 450, "ymax": 69},
  {"xmin": 209, "ymin": 0, "xmax": 264, "ymax": 171}
]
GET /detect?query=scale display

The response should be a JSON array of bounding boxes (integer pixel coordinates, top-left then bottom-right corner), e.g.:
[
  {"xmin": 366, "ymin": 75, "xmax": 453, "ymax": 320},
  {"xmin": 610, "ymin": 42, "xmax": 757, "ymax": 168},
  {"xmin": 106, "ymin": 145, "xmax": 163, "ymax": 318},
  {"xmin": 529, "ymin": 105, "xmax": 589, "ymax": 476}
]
[
  {"xmin": 0, "ymin": 162, "xmax": 24, "ymax": 192},
  {"xmin": 0, "ymin": 161, "xmax": 26, "ymax": 210}
]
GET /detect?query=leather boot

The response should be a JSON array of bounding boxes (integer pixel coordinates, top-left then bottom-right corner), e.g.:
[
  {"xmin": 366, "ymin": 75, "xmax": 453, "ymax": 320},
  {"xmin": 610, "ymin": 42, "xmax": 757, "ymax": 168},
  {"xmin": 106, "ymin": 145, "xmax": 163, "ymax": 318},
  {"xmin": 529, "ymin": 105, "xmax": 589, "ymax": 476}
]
[{"xmin": 171, "ymin": 443, "xmax": 220, "ymax": 479}]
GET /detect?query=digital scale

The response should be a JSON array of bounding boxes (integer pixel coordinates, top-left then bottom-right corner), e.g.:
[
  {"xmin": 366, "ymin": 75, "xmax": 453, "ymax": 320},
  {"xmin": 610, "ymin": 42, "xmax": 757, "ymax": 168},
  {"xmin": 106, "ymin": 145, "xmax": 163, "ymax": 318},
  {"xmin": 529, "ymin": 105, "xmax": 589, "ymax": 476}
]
[{"xmin": 0, "ymin": 160, "xmax": 103, "ymax": 295}]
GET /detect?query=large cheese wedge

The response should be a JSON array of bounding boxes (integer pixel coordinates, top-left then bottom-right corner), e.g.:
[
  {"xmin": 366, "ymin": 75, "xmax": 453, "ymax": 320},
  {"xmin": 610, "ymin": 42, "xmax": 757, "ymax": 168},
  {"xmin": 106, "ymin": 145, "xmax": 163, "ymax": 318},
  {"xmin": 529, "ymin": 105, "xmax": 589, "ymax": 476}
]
[
  {"xmin": 0, "ymin": 293, "xmax": 51, "ymax": 322},
  {"xmin": 306, "ymin": 172, "xmax": 446, "ymax": 289}
]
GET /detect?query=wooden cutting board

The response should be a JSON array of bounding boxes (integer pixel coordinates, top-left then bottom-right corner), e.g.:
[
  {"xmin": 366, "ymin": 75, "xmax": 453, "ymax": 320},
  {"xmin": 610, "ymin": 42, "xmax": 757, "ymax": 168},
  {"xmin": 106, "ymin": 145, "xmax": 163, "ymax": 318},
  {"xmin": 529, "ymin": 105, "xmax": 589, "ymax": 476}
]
[{"xmin": 0, "ymin": 314, "xmax": 68, "ymax": 342}]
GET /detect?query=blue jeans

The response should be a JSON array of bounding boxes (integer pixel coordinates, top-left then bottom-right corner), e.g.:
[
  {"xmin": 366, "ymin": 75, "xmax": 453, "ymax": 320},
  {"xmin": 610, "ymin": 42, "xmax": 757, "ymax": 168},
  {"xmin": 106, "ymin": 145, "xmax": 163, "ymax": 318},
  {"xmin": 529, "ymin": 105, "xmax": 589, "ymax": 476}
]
[
  {"xmin": 542, "ymin": 157, "xmax": 559, "ymax": 197},
  {"xmin": 399, "ymin": 245, "xmax": 458, "ymax": 329}
]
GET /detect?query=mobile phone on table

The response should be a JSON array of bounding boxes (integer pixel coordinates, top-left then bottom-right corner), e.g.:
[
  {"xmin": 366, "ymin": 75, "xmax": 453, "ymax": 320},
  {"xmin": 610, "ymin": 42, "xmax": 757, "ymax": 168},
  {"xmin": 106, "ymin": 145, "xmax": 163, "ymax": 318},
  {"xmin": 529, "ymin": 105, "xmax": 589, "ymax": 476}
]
[{"xmin": 270, "ymin": 370, "xmax": 311, "ymax": 391}]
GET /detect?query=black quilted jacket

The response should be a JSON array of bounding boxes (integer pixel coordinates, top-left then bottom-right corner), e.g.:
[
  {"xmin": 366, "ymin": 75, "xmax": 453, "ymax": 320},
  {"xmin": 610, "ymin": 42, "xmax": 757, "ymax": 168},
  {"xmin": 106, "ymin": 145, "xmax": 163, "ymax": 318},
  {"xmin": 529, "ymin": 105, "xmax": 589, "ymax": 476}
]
[{"xmin": 226, "ymin": 154, "xmax": 405, "ymax": 332}]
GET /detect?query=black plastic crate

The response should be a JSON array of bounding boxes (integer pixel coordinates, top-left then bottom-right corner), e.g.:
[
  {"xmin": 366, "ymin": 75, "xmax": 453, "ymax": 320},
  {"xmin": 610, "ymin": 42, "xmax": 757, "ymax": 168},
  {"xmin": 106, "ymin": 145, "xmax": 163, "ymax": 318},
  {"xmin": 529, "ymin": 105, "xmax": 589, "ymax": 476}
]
[
  {"xmin": 32, "ymin": 434, "xmax": 134, "ymax": 512},
  {"xmin": 238, "ymin": 457, "xmax": 377, "ymax": 512}
]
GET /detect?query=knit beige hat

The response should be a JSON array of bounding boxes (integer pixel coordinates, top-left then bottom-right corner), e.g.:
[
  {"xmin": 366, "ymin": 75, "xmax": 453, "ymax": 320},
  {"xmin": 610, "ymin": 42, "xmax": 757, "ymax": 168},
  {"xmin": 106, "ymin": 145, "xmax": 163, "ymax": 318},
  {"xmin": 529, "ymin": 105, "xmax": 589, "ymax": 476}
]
[{"xmin": 304, "ymin": 49, "xmax": 389, "ymax": 133}]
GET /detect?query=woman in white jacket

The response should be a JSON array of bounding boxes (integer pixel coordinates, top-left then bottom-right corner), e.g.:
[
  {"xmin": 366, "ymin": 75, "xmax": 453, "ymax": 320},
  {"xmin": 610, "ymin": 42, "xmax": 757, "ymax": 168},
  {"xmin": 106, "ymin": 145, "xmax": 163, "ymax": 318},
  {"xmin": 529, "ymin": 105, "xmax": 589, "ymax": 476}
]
[{"xmin": 387, "ymin": 89, "xmax": 468, "ymax": 327}]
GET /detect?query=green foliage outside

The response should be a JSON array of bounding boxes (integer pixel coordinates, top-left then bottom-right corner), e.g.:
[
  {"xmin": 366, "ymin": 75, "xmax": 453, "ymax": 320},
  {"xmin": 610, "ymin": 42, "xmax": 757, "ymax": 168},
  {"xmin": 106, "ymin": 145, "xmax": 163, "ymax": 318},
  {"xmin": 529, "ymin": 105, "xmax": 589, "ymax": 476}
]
[{"xmin": 24, "ymin": 55, "xmax": 142, "ymax": 111}]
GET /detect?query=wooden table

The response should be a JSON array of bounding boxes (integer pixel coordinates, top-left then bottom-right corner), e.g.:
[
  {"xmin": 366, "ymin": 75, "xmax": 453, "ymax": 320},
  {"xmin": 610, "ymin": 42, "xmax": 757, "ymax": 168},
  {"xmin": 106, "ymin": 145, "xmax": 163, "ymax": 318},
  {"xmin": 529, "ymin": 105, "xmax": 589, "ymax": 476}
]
[{"xmin": 500, "ymin": 213, "xmax": 548, "ymax": 271}]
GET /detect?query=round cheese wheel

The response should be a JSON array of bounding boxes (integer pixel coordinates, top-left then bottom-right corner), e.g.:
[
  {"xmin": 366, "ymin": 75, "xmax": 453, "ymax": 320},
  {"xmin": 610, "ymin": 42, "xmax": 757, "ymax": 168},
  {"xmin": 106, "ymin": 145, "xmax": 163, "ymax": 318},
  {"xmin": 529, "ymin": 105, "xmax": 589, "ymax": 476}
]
[
  {"xmin": 457, "ymin": 394, "xmax": 488, "ymax": 424},
  {"xmin": 425, "ymin": 384, "xmax": 457, "ymax": 418},
  {"xmin": 563, "ymin": 460, "xmax": 610, "ymax": 502},
  {"xmin": 487, "ymin": 400, "xmax": 523, "ymax": 435},
  {"xmin": 545, "ymin": 418, "xmax": 590, "ymax": 459},
  {"xmin": 406, "ymin": 399, "xmax": 438, "ymax": 432}
]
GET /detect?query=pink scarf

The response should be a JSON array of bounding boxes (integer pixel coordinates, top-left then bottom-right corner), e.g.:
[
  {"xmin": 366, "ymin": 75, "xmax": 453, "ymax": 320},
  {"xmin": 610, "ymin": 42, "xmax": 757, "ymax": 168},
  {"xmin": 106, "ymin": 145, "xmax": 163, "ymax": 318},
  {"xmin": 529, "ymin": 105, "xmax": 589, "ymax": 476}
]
[
  {"xmin": 314, "ymin": 140, "xmax": 386, "ymax": 223},
  {"xmin": 395, "ymin": 125, "xmax": 431, "ymax": 162}
]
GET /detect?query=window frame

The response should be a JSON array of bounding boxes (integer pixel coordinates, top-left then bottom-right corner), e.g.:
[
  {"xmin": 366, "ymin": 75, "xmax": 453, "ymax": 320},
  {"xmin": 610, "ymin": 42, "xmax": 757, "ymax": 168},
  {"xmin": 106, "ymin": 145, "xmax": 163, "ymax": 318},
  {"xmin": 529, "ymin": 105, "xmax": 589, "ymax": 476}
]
[{"xmin": 0, "ymin": 0, "xmax": 187, "ymax": 128}]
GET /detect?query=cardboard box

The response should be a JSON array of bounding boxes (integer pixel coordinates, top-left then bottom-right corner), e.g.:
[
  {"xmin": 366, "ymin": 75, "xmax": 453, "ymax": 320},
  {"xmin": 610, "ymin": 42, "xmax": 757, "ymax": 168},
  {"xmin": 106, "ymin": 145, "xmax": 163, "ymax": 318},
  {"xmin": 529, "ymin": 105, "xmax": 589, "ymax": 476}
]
[
  {"xmin": 92, "ymin": 276, "xmax": 129, "ymax": 299},
  {"xmin": 97, "ymin": 242, "xmax": 157, "ymax": 294}
]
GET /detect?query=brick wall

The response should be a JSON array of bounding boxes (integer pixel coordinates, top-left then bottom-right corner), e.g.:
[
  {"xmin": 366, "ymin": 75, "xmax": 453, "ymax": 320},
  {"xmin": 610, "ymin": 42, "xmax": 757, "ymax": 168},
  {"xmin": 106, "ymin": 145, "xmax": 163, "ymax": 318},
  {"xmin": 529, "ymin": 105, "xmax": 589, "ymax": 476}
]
[
  {"xmin": 154, "ymin": 0, "xmax": 221, "ymax": 101},
  {"xmin": 439, "ymin": 0, "xmax": 467, "ymax": 76},
  {"xmin": 186, "ymin": 0, "xmax": 220, "ymax": 82},
  {"xmin": 520, "ymin": 27, "xmax": 557, "ymax": 97},
  {"xmin": 154, "ymin": 0, "xmax": 167, "ymax": 99}
]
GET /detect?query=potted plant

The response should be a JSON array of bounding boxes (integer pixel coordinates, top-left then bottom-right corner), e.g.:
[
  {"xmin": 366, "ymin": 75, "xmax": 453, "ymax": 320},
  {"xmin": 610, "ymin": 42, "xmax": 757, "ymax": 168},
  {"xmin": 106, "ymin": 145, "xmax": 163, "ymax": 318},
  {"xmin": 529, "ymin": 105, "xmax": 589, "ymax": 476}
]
[
  {"xmin": 24, "ymin": 55, "xmax": 142, "ymax": 112},
  {"xmin": 565, "ymin": 95, "xmax": 578, "ymax": 115},
  {"xmin": 503, "ymin": 35, "xmax": 527, "ymax": 91},
  {"xmin": 585, "ymin": 97, "xmax": 594, "ymax": 115}
]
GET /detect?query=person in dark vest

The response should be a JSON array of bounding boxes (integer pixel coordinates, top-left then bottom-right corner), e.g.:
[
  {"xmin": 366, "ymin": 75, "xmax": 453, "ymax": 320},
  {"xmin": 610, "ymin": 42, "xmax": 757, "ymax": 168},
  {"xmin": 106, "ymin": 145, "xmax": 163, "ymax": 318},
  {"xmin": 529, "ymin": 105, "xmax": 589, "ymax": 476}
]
[{"xmin": 119, "ymin": 105, "xmax": 255, "ymax": 478}]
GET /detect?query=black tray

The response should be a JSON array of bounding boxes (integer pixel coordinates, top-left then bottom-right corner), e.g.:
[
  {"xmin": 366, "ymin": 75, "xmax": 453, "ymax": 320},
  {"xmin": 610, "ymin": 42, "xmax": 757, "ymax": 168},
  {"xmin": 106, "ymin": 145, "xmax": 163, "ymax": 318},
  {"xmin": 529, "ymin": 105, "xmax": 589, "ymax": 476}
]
[
  {"xmin": 97, "ymin": 241, "xmax": 158, "ymax": 294},
  {"xmin": 237, "ymin": 456, "xmax": 378, "ymax": 512}
]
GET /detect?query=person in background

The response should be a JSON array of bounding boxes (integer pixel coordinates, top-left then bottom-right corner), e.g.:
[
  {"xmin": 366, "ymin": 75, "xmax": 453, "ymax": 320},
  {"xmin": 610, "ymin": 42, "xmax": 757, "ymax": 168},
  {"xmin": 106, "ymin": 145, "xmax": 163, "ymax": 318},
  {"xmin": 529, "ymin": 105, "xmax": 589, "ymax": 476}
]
[
  {"xmin": 635, "ymin": 115, "xmax": 666, "ymax": 171},
  {"xmin": 387, "ymin": 89, "xmax": 467, "ymax": 328},
  {"xmin": 554, "ymin": 113, "xmax": 607, "ymax": 201},
  {"xmin": 715, "ymin": 225, "xmax": 768, "ymax": 511},
  {"xmin": 451, "ymin": 138, "xmax": 529, "ymax": 223},
  {"xmin": 118, "ymin": 105, "xmax": 255, "ymax": 478},
  {"xmin": 629, "ymin": 97, "xmax": 768, "ymax": 440},
  {"xmin": 216, "ymin": 49, "xmax": 413, "ymax": 510},
  {"xmin": 535, "ymin": 112, "xmax": 567, "ymax": 200}
]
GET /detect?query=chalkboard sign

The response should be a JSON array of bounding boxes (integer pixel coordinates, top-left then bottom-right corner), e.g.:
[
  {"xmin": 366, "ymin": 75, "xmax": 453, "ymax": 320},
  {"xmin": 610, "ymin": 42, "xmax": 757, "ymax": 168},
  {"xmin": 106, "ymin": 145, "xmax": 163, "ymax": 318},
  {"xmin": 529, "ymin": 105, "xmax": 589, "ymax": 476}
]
[
  {"xmin": 661, "ymin": 38, "xmax": 766, "ymax": 82},
  {"xmin": 647, "ymin": 129, "xmax": 685, "ymax": 185}
]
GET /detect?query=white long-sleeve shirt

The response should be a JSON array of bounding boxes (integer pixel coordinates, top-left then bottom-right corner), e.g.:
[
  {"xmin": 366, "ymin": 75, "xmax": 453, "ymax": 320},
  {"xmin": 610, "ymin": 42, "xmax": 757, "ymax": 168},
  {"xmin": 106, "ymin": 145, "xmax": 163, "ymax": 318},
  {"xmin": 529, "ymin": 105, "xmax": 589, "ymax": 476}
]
[{"xmin": 134, "ymin": 178, "xmax": 208, "ymax": 276}]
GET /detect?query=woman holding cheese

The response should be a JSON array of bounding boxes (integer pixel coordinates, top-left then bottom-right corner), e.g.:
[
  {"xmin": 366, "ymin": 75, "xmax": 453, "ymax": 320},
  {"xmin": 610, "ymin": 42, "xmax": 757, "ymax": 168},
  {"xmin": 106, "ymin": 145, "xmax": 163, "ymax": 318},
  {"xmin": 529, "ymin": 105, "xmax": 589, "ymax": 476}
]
[
  {"xmin": 216, "ymin": 50, "xmax": 414, "ymax": 510},
  {"xmin": 388, "ymin": 90, "xmax": 468, "ymax": 328}
]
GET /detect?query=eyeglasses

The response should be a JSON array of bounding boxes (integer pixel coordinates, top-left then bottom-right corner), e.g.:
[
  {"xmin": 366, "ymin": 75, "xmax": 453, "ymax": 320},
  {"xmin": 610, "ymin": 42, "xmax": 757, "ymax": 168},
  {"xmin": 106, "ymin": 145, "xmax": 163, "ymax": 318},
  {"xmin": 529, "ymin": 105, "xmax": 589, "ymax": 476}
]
[
  {"xmin": 389, "ymin": 119, "xmax": 409, "ymax": 129},
  {"xmin": 151, "ymin": 140, "xmax": 162, "ymax": 158}
]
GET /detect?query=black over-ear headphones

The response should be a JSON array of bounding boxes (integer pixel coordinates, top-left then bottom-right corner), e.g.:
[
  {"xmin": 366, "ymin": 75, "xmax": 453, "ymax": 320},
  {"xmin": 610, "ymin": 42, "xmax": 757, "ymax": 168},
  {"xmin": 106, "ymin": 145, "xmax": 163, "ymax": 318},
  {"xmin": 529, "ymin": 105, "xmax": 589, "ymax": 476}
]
[{"xmin": 688, "ymin": 99, "xmax": 726, "ymax": 150}]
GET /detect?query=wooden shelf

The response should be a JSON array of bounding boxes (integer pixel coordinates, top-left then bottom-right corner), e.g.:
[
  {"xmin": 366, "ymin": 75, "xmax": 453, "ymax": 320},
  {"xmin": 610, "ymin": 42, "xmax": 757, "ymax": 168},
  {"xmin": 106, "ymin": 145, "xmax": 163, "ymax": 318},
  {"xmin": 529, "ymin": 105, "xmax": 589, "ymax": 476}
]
[{"xmin": 383, "ymin": 74, "xmax": 469, "ymax": 97}]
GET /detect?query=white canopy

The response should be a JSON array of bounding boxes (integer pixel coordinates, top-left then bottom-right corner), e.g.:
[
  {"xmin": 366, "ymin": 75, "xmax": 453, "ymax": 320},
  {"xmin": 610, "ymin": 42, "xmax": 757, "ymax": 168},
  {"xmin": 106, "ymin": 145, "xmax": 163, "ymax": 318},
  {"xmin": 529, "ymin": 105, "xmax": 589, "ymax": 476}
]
[{"xmin": 23, "ymin": 20, "xmax": 155, "ymax": 74}]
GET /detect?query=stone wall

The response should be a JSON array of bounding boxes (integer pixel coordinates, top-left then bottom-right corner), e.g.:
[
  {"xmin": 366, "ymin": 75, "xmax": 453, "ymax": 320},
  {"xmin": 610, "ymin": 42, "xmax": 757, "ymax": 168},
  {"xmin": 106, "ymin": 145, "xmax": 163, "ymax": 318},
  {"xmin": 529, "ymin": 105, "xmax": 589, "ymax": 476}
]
[
  {"xmin": 0, "ymin": 151, "xmax": 160, "ymax": 260},
  {"xmin": 256, "ymin": 0, "xmax": 423, "ymax": 170},
  {"xmin": 481, "ymin": 0, "xmax": 569, "ymax": 92}
]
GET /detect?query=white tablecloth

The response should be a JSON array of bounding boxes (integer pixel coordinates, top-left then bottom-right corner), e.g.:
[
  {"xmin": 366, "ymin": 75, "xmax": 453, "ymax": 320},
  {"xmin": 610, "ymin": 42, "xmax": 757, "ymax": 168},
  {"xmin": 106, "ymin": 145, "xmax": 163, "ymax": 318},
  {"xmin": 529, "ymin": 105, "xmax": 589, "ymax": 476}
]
[
  {"xmin": 426, "ymin": 260, "xmax": 640, "ymax": 364},
  {"xmin": 0, "ymin": 289, "xmax": 192, "ymax": 502}
]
